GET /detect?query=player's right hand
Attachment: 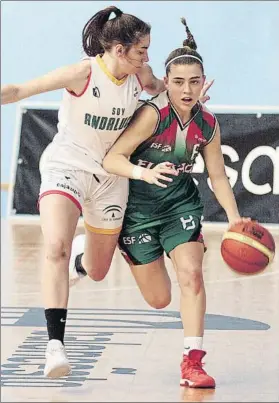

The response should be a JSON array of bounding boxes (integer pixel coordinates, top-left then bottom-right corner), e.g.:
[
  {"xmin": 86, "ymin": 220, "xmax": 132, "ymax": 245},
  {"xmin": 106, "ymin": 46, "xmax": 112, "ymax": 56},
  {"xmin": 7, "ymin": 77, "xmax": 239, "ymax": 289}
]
[{"xmin": 141, "ymin": 162, "xmax": 178, "ymax": 188}]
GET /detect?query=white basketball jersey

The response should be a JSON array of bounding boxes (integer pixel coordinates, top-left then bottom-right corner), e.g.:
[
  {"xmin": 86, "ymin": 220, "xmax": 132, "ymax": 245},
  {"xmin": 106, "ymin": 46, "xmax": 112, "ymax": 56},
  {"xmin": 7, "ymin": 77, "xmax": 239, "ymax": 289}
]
[{"xmin": 48, "ymin": 55, "xmax": 142, "ymax": 174}]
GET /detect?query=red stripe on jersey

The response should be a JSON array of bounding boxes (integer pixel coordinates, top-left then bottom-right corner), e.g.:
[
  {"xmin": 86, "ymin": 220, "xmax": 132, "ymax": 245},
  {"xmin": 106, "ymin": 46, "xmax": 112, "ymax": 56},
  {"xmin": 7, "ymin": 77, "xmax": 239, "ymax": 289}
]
[
  {"xmin": 186, "ymin": 120, "xmax": 204, "ymax": 149},
  {"xmin": 160, "ymin": 104, "xmax": 170, "ymax": 121},
  {"xmin": 66, "ymin": 71, "xmax": 92, "ymax": 97},
  {"xmin": 202, "ymin": 109, "xmax": 215, "ymax": 128},
  {"xmin": 156, "ymin": 118, "xmax": 178, "ymax": 147}
]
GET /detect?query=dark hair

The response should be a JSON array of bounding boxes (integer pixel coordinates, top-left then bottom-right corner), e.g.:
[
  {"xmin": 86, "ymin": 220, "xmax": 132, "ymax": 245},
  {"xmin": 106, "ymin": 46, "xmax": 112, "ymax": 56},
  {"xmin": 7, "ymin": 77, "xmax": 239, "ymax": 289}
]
[
  {"xmin": 82, "ymin": 6, "xmax": 151, "ymax": 57},
  {"xmin": 165, "ymin": 17, "xmax": 204, "ymax": 74}
]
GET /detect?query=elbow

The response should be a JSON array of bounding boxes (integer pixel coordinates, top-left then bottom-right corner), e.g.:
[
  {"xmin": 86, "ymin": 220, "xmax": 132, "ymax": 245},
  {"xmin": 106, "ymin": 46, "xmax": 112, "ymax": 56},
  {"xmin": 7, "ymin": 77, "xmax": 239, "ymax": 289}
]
[
  {"xmin": 144, "ymin": 83, "xmax": 161, "ymax": 96},
  {"xmin": 145, "ymin": 80, "xmax": 165, "ymax": 96},
  {"xmin": 210, "ymin": 172, "xmax": 230, "ymax": 188}
]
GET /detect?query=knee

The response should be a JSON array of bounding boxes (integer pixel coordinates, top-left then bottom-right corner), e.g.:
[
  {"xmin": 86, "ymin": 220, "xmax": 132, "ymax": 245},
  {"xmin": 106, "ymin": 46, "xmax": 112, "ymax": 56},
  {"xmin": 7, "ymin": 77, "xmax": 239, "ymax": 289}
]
[
  {"xmin": 45, "ymin": 239, "xmax": 71, "ymax": 263},
  {"xmin": 177, "ymin": 266, "xmax": 203, "ymax": 295},
  {"xmin": 145, "ymin": 292, "xmax": 172, "ymax": 309},
  {"xmin": 86, "ymin": 265, "xmax": 109, "ymax": 282}
]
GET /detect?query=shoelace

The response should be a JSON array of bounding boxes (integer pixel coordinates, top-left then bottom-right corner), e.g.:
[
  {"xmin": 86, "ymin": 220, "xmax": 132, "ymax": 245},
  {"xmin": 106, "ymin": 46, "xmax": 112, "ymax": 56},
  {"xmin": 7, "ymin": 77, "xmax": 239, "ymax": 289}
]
[{"xmin": 182, "ymin": 359, "xmax": 205, "ymax": 375}]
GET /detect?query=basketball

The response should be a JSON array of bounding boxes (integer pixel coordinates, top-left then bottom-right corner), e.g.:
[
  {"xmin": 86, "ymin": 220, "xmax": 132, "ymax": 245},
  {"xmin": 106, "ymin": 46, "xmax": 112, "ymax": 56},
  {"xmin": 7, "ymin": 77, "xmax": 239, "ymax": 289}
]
[{"xmin": 221, "ymin": 221, "xmax": 276, "ymax": 274}]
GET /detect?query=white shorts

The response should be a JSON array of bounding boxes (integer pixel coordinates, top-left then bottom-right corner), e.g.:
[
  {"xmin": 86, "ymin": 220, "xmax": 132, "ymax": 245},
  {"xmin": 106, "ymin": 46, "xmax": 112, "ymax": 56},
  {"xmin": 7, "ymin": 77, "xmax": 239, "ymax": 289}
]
[{"xmin": 39, "ymin": 168, "xmax": 128, "ymax": 234}]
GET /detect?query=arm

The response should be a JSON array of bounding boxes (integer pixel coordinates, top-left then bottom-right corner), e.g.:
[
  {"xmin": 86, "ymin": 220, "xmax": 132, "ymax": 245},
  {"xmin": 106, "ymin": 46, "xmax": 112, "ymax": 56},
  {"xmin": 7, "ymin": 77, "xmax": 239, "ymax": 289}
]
[
  {"xmin": 103, "ymin": 105, "xmax": 177, "ymax": 187},
  {"xmin": 1, "ymin": 59, "xmax": 91, "ymax": 104},
  {"xmin": 137, "ymin": 64, "xmax": 165, "ymax": 96},
  {"xmin": 202, "ymin": 122, "xmax": 242, "ymax": 224}
]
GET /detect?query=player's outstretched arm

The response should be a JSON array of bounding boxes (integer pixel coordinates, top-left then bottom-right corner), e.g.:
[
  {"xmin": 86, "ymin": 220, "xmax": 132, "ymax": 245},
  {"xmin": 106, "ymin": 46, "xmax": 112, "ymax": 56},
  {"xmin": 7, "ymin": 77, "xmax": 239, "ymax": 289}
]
[
  {"xmin": 137, "ymin": 64, "xmax": 166, "ymax": 95},
  {"xmin": 1, "ymin": 60, "xmax": 91, "ymax": 104},
  {"xmin": 103, "ymin": 105, "xmax": 177, "ymax": 187}
]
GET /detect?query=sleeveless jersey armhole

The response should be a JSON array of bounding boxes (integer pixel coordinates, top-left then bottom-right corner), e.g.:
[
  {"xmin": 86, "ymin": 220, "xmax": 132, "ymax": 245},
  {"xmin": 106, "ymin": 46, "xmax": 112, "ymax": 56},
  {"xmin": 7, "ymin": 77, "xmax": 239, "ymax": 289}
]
[
  {"xmin": 135, "ymin": 73, "xmax": 143, "ymax": 91},
  {"xmin": 145, "ymin": 101, "xmax": 161, "ymax": 136},
  {"xmin": 66, "ymin": 71, "xmax": 92, "ymax": 97},
  {"xmin": 66, "ymin": 56, "xmax": 92, "ymax": 97},
  {"xmin": 205, "ymin": 116, "xmax": 218, "ymax": 146}
]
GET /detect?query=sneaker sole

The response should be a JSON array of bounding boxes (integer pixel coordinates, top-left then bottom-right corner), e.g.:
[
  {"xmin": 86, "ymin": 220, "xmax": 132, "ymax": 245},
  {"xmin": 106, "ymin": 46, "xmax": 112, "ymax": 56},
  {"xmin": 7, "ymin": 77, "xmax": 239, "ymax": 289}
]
[
  {"xmin": 180, "ymin": 378, "xmax": 216, "ymax": 388},
  {"xmin": 45, "ymin": 364, "xmax": 71, "ymax": 378}
]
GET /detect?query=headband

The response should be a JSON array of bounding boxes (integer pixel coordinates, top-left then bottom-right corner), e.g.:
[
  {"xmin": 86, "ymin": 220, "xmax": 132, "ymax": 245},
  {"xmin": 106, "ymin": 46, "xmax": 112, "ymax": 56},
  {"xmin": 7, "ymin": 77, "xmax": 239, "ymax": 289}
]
[{"xmin": 165, "ymin": 54, "xmax": 203, "ymax": 69}]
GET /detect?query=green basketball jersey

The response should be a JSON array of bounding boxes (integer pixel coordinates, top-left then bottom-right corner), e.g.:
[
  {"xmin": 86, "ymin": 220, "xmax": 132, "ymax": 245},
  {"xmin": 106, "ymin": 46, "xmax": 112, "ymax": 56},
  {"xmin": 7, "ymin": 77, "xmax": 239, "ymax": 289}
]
[{"xmin": 125, "ymin": 90, "xmax": 217, "ymax": 228}]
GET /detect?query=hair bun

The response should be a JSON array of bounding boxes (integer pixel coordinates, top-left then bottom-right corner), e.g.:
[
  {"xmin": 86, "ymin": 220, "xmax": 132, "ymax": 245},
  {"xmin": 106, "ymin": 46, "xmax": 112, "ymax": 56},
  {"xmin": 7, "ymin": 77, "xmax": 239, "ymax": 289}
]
[{"xmin": 182, "ymin": 41, "xmax": 192, "ymax": 50}]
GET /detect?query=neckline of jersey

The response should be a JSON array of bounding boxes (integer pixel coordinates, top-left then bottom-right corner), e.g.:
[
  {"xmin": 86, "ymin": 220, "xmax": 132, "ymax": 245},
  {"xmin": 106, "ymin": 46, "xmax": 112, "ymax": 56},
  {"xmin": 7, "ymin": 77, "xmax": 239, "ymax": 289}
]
[
  {"xmin": 167, "ymin": 92, "xmax": 201, "ymax": 131},
  {"xmin": 96, "ymin": 55, "xmax": 128, "ymax": 86}
]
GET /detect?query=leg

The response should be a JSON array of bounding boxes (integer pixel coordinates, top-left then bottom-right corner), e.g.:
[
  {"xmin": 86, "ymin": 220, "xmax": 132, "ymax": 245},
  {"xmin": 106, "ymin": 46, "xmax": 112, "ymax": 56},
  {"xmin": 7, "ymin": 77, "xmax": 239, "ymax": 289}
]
[
  {"xmin": 169, "ymin": 242, "xmax": 205, "ymax": 338},
  {"xmin": 118, "ymin": 227, "xmax": 171, "ymax": 309},
  {"xmin": 40, "ymin": 195, "xmax": 80, "ymax": 308},
  {"xmin": 39, "ymin": 193, "xmax": 80, "ymax": 378},
  {"xmin": 38, "ymin": 166, "xmax": 84, "ymax": 378},
  {"xmin": 82, "ymin": 225, "xmax": 120, "ymax": 281},
  {"xmin": 69, "ymin": 227, "xmax": 120, "ymax": 284},
  {"xmin": 130, "ymin": 255, "xmax": 171, "ymax": 309},
  {"xmin": 162, "ymin": 213, "xmax": 215, "ymax": 388},
  {"xmin": 69, "ymin": 174, "xmax": 128, "ymax": 284}
]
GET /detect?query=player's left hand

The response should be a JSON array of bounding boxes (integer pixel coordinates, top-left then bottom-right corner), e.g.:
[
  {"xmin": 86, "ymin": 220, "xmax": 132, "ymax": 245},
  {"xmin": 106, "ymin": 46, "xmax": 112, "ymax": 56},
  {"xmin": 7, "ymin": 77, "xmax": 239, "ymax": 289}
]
[{"xmin": 199, "ymin": 79, "xmax": 214, "ymax": 103}]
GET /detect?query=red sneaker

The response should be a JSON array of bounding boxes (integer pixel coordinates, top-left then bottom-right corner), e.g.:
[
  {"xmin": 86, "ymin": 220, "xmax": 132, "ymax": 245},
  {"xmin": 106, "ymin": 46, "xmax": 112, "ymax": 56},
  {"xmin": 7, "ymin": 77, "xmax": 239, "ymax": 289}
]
[{"xmin": 180, "ymin": 350, "xmax": 216, "ymax": 388}]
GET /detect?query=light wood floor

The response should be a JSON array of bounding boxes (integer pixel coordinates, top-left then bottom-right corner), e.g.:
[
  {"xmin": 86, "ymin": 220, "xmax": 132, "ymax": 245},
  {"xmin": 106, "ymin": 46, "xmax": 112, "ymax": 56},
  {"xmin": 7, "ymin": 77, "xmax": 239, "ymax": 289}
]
[{"xmin": 1, "ymin": 220, "xmax": 279, "ymax": 402}]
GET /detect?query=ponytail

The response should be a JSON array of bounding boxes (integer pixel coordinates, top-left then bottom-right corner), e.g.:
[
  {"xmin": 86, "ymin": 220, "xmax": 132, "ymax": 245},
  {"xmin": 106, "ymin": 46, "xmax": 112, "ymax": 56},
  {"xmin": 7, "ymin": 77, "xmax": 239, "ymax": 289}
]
[{"xmin": 82, "ymin": 6, "xmax": 123, "ymax": 57}]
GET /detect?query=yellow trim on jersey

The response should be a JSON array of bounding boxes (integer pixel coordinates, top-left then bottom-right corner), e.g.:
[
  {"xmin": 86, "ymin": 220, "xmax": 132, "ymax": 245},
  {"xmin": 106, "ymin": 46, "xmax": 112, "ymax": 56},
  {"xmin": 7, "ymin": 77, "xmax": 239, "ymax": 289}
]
[
  {"xmin": 222, "ymin": 232, "xmax": 275, "ymax": 262},
  {"xmin": 85, "ymin": 221, "xmax": 122, "ymax": 235},
  {"xmin": 96, "ymin": 55, "xmax": 127, "ymax": 86}
]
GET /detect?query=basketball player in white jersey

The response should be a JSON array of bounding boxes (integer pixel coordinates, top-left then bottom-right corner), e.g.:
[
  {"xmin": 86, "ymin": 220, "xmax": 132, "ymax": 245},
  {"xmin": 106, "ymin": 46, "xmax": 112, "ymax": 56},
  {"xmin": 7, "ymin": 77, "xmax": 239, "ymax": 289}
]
[{"xmin": 1, "ymin": 6, "xmax": 213, "ymax": 378}]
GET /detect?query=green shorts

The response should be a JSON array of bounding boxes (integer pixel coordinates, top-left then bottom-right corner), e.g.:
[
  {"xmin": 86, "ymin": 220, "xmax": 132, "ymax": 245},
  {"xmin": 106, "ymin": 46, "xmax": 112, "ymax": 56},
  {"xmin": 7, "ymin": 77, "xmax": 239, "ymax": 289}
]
[{"xmin": 118, "ymin": 210, "xmax": 204, "ymax": 266}]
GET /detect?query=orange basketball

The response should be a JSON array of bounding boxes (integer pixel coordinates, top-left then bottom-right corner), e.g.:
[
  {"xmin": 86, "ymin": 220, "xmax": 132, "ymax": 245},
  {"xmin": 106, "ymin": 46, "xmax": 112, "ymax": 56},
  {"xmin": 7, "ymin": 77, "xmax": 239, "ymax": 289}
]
[{"xmin": 221, "ymin": 221, "xmax": 276, "ymax": 275}]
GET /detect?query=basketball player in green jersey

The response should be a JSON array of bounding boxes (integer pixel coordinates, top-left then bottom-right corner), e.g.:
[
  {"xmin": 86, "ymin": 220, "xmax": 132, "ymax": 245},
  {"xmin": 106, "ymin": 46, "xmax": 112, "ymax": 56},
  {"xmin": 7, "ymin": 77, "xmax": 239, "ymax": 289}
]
[{"xmin": 103, "ymin": 17, "xmax": 250, "ymax": 388}]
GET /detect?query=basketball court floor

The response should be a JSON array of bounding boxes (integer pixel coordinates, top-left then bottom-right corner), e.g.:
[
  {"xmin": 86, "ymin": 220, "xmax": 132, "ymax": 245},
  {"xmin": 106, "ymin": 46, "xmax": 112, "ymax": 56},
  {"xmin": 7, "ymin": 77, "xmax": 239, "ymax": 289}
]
[{"xmin": 1, "ymin": 219, "xmax": 279, "ymax": 402}]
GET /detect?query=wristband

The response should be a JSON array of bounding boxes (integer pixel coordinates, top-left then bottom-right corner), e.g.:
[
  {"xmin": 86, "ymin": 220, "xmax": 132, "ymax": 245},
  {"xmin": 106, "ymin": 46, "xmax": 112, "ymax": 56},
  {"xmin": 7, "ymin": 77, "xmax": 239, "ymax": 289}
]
[{"xmin": 132, "ymin": 166, "xmax": 143, "ymax": 180}]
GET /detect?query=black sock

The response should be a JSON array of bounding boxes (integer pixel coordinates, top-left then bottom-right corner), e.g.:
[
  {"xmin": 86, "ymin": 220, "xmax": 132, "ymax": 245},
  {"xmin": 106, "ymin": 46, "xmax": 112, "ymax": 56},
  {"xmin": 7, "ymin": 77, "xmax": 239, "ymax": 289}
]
[
  {"xmin": 75, "ymin": 253, "xmax": 87, "ymax": 276},
  {"xmin": 45, "ymin": 308, "xmax": 67, "ymax": 344}
]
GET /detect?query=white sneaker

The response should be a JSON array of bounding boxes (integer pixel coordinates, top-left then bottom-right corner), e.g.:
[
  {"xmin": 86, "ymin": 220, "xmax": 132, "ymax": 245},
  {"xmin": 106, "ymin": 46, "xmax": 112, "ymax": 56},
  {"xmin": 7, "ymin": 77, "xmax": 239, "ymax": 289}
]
[
  {"xmin": 69, "ymin": 234, "xmax": 86, "ymax": 287},
  {"xmin": 44, "ymin": 339, "xmax": 71, "ymax": 378}
]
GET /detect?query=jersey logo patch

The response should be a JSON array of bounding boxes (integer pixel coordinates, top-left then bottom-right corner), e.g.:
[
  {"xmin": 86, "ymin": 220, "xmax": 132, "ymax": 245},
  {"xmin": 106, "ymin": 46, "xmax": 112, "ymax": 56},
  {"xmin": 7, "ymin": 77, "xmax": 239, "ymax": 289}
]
[
  {"xmin": 92, "ymin": 87, "xmax": 100, "ymax": 98},
  {"xmin": 161, "ymin": 145, "xmax": 172, "ymax": 152}
]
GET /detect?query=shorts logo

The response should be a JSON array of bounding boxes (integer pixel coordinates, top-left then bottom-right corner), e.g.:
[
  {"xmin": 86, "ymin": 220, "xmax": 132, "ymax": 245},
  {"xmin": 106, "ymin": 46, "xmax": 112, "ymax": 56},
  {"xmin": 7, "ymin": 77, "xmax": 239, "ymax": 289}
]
[
  {"xmin": 180, "ymin": 215, "xmax": 196, "ymax": 231},
  {"xmin": 102, "ymin": 205, "xmax": 122, "ymax": 222},
  {"xmin": 138, "ymin": 233, "xmax": 152, "ymax": 244},
  {"xmin": 56, "ymin": 182, "xmax": 81, "ymax": 197},
  {"xmin": 122, "ymin": 236, "xmax": 136, "ymax": 245}
]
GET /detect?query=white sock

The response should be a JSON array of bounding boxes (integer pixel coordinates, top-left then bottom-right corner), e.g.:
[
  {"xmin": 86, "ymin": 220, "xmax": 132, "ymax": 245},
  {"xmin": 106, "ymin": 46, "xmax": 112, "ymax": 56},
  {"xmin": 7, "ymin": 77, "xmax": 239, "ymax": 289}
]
[{"xmin": 184, "ymin": 337, "xmax": 203, "ymax": 355}]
